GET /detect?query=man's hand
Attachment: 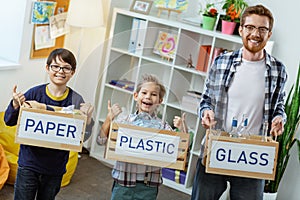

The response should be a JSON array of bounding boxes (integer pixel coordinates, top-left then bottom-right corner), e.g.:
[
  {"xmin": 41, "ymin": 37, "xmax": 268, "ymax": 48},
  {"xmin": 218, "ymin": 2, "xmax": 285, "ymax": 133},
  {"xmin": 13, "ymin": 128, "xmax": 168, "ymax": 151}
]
[
  {"xmin": 201, "ymin": 110, "xmax": 217, "ymax": 129},
  {"xmin": 271, "ymin": 116, "xmax": 284, "ymax": 137}
]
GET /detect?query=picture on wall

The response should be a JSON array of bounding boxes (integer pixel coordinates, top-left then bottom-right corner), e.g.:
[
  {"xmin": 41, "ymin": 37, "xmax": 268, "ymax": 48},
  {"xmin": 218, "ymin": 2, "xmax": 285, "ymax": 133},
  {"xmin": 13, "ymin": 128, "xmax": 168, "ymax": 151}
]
[
  {"xmin": 154, "ymin": 0, "xmax": 188, "ymax": 11},
  {"xmin": 130, "ymin": 0, "xmax": 153, "ymax": 15},
  {"xmin": 31, "ymin": 1, "xmax": 57, "ymax": 24},
  {"xmin": 153, "ymin": 31, "xmax": 178, "ymax": 59},
  {"xmin": 49, "ymin": 12, "xmax": 70, "ymax": 39}
]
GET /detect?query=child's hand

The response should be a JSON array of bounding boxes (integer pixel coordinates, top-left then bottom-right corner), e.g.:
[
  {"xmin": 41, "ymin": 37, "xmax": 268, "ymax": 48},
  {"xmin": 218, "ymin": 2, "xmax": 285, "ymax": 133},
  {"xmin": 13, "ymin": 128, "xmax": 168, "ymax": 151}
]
[
  {"xmin": 80, "ymin": 103, "xmax": 94, "ymax": 124},
  {"xmin": 107, "ymin": 100, "xmax": 122, "ymax": 121},
  {"xmin": 12, "ymin": 85, "xmax": 26, "ymax": 109},
  {"xmin": 173, "ymin": 112, "xmax": 188, "ymax": 133}
]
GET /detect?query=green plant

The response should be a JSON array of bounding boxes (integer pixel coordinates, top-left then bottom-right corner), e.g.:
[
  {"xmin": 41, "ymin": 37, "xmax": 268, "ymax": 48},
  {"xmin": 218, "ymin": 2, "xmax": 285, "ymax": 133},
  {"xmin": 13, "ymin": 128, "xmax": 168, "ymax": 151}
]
[
  {"xmin": 222, "ymin": 0, "xmax": 248, "ymax": 22},
  {"xmin": 200, "ymin": 3, "xmax": 218, "ymax": 18},
  {"xmin": 264, "ymin": 64, "xmax": 300, "ymax": 193}
]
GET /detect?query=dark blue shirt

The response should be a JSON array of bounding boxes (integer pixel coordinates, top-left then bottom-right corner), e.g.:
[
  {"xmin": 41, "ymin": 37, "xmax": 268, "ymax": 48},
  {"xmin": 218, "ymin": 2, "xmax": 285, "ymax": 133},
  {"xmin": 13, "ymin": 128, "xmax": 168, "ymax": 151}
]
[{"xmin": 4, "ymin": 84, "xmax": 93, "ymax": 175}]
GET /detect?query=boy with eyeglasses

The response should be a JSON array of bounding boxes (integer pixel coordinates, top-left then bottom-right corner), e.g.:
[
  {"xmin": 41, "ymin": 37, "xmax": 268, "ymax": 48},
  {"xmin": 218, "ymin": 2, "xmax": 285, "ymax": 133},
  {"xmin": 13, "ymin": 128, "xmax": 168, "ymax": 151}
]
[
  {"xmin": 4, "ymin": 48, "xmax": 94, "ymax": 200},
  {"xmin": 191, "ymin": 5, "xmax": 287, "ymax": 200}
]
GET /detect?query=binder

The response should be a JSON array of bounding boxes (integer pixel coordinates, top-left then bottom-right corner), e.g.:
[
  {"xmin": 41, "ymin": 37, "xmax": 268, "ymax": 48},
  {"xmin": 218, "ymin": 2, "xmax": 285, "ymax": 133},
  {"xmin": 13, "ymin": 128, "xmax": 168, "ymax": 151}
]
[
  {"xmin": 135, "ymin": 19, "xmax": 147, "ymax": 55},
  {"xmin": 128, "ymin": 18, "xmax": 140, "ymax": 53},
  {"xmin": 196, "ymin": 45, "xmax": 212, "ymax": 72}
]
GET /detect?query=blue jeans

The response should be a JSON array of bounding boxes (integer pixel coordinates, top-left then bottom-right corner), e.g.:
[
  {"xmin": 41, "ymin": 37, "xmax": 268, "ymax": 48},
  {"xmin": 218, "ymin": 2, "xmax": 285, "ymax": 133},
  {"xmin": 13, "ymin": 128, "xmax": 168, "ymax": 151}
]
[
  {"xmin": 191, "ymin": 158, "xmax": 264, "ymax": 200},
  {"xmin": 111, "ymin": 181, "xmax": 158, "ymax": 200},
  {"xmin": 14, "ymin": 166, "xmax": 63, "ymax": 200}
]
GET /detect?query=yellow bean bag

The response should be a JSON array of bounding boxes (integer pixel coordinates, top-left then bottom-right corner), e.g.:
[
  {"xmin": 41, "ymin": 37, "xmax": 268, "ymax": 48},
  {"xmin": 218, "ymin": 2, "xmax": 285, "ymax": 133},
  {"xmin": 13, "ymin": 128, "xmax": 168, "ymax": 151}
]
[
  {"xmin": 0, "ymin": 144, "xmax": 10, "ymax": 189},
  {"xmin": 0, "ymin": 112, "xmax": 78, "ymax": 187}
]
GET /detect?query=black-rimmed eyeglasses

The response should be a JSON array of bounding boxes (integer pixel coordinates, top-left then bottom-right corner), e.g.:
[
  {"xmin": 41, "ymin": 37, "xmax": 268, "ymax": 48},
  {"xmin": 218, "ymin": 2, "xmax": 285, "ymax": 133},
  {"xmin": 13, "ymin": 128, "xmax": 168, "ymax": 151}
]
[
  {"xmin": 50, "ymin": 65, "xmax": 73, "ymax": 73},
  {"xmin": 243, "ymin": 25, "xmax": 269, "ymax": 34}
]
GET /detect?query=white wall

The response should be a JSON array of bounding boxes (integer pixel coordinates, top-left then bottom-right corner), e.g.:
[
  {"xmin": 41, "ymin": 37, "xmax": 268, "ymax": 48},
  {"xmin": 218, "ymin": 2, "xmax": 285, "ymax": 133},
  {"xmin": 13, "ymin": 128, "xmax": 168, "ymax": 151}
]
[
  {"xmin": 0, "ymin": 0, "xmax": 109, "ymax": 111},
  {"xmin": 0, "ymin": 1, "xmax": 46, "ymax": 111},
  {"xmin": 0, "ymin": 0, "xmax": 26, "ymax": 62}
]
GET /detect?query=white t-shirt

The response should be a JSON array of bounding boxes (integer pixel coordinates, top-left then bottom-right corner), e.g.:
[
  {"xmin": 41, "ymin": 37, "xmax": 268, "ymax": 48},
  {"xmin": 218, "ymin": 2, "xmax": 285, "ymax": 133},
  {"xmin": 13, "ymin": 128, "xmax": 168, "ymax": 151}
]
[{"xmin": 225, "ymin": 58, "xmax": 265, "ymax": 134}]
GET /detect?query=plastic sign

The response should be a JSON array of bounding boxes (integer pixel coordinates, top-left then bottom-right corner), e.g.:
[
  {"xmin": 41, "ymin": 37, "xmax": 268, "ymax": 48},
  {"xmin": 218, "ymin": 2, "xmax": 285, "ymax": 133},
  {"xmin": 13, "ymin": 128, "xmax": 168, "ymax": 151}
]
[{"xmin": 115, "ymin": 127, "xmax": 180, "ymax": 163}]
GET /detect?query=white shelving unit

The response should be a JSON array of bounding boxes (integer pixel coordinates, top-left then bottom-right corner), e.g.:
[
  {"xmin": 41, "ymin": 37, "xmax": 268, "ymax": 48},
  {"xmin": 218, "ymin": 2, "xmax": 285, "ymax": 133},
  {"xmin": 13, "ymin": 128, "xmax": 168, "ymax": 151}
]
[{"xmin": 90, "ymin": 8, "xmax": 243, "ymax": 195}]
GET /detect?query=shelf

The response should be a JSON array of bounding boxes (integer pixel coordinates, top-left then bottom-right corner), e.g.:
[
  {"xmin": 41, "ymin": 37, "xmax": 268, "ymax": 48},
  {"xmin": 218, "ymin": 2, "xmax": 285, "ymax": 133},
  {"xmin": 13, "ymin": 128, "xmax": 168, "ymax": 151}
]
[{"xmin": 90, "ymin": 7, "xmax": 245, "ymax": 195}]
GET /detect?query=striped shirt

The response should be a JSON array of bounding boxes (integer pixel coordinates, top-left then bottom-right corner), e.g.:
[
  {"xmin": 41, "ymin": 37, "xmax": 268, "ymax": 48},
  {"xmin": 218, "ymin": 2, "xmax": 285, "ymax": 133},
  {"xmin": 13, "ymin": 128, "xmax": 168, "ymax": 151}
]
[
  {"xmin": 112, "ymin": 111, "xmax": 173, "ymax": 187},
  {"xmin": 198, "ymin": 48, "xmax": 287, "ymax": 157}
]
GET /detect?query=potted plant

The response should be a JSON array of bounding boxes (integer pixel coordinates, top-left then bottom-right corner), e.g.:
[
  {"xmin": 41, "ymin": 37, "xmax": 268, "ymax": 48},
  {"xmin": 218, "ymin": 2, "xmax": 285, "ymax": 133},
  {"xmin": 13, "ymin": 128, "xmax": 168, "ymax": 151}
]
[
  {"xmin": 221, "ymin": 0, "xmax": 248, "ymax": 34},
  {"xmin": 264, "ymin": 65, "xmax": 300, "ymax": 199},
  {"xmin": 200, "ymin": 3, "xmax": 218, "ymax": 31}
]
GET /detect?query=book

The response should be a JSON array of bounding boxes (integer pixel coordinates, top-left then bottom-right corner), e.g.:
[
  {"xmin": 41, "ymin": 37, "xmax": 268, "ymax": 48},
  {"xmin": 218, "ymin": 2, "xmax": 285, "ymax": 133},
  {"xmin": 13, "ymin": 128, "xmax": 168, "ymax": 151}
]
[
  {"xmin": 181, "ymin": 95, "xmax": 201, "ymax": 112},
  {"xmin": 181, "ymin": 16, "xmax": 201, "ymax": 26},
  {"xmin": 109, "ymin": 80, "xmax": 135, "ymax": 91},
  {"xmin": 186, "ymin": 90, "xmax": 202, "ymax": 99}
]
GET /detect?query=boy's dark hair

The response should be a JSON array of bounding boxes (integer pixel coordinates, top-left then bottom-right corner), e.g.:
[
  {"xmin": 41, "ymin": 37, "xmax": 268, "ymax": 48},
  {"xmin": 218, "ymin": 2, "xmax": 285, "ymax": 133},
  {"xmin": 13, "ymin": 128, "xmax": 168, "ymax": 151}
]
[
  {"xmin": 46, "ymin": 48, "xmax": 77, "ymax": 70},
  {"xmin": 240, "ymin": 5, "xmax": 274, "ymax": 31},
  {"xmin": 136, "ymin": 74, "xmax": 166, "ymax": 99}
]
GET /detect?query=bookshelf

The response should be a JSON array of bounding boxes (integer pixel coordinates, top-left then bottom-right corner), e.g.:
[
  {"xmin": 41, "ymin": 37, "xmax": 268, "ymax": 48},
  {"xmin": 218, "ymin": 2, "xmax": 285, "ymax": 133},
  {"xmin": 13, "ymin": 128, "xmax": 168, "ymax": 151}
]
[{"xmin": 89, "ymin": 8, "xmax": 243, "ymax": 195}]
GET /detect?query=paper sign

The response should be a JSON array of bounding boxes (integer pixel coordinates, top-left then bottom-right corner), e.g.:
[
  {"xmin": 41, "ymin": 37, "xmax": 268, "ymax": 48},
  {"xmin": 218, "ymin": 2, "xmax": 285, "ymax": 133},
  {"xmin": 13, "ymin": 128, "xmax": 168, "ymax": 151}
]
[{"xmin": 18, "ymin": 110, "xmax": 84, "ymax": 146}]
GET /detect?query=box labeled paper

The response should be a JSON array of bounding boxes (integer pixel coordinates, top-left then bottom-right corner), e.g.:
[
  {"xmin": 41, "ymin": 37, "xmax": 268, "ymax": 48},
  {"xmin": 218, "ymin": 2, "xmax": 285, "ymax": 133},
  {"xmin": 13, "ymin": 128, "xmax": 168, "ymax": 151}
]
[{"xmin": 16, "ymin": 107, "xmax": 87, "ymax": 152}]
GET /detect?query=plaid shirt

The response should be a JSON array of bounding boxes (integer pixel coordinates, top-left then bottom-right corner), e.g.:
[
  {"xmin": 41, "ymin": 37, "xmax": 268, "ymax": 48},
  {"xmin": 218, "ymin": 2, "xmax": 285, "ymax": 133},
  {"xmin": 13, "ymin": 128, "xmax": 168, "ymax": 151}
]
[
  {"xmin": 112, "ymin": 112, "xmax": 173, "ymax": 187},
  {"xmin": 199, "ymin": 48, "xmax": 287, "ymax": 156}
]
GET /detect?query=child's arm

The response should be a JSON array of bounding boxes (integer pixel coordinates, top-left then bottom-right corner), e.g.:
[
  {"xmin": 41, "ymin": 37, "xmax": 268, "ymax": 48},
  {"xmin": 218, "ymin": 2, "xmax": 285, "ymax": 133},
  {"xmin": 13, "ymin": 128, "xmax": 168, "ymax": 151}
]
[
  {"xmin": 100, "ymin": 100, "xmax": 122, "ymax": 138},
  {"xmin": 173, "ymin": 112, "xmax": 188, "ymax": 133},
  {"xmin": 12, "ymin": 85, "xmax": 26, "ymax": 109},
  {"xmin": 4, "ymin": 85, "xmax": 26, "ymax": 126},
  {"xmin": 80, "ymin": 103, "xmax": 94, "ymax": 125}
]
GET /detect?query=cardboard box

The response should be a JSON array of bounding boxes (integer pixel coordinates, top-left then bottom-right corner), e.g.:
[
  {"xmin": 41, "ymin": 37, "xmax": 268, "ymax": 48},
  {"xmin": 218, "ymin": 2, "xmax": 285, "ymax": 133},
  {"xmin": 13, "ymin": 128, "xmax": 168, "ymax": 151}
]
[
  {"xmin": 204, "ymin": 130, "xmax": 278, "ymax": 180},
  {"xmin": 105, "ymin": 122, "xmax": 189, "ymax": 170},
  {"xmin": 162, "ymin": 168, "xmax": 186, "ymax": 185},
  {"xmin": 16, "ymin": 107, "xmax": 87, "ymax": 152}
]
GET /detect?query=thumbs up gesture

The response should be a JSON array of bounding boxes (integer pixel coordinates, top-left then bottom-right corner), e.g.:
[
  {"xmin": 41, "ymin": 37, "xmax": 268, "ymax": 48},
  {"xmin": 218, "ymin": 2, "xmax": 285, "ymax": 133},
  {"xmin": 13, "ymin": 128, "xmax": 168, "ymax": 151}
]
[
  {"xmin": 107, "ymin": 100, "xmax": 122, "ymax": 121},
  {"xmin": 173, "ymin": 112, "xmax": 188, "ymax": 133},
  {"xmin": 12, "ymin": 85, "xmax": 26, "ymax": 109}
]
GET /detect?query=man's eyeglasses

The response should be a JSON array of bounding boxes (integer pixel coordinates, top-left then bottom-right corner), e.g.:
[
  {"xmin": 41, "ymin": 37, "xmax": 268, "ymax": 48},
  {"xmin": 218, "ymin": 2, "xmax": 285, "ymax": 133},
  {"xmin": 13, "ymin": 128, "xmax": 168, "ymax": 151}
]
[
  {"xmin": 243, "ymin": 25, "xmax": 269, "ymax": 34},
  {"xmin": 50, "ymin": 65, "xmax": 73, "ymax": 73}
]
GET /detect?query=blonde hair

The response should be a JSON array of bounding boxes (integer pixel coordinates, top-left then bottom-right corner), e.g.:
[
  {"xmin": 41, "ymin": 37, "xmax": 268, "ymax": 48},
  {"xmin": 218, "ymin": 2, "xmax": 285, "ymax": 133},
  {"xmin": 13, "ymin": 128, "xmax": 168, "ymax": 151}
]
[{"xmin": 136, "ymin": 74, "xmax": 166, "ymax": 100}]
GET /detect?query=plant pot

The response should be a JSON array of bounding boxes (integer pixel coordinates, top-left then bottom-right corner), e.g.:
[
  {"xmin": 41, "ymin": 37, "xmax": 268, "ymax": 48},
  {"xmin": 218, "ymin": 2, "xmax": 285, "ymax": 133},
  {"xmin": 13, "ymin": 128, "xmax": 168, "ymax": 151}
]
[
  {"xmin": 202, "ymin": 15, "xmax": 217, "ymax": 31},
  {"xmin": 221, "ymin": 20, "xmax": 237, "ymax": 35},
  {"xmin": 263, "ymin": 192, "xmax": 278, "ymax": 200}
]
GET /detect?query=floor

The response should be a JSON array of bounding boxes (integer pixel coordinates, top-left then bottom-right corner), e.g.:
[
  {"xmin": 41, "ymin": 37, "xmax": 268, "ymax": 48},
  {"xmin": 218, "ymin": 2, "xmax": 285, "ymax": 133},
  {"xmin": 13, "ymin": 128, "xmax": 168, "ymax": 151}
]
[{"xmin": 0, "ymin": 150, "xmax": 190, "ymax": 200}]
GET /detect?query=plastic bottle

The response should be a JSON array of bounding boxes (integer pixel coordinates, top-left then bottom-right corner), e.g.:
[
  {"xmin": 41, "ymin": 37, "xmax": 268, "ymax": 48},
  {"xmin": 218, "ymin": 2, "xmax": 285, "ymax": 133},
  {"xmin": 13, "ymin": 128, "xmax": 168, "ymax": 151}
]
[
  {"xmin": 229, "ymin": 116, "xmax": 238, "ymax": 137},
  {"xmin": 238, "ymin": 114, "xmax": 250, "ymax": 137},
  {"xmin": 262, "ymin": 121, "xmax": 269, "ymax": 141}
]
